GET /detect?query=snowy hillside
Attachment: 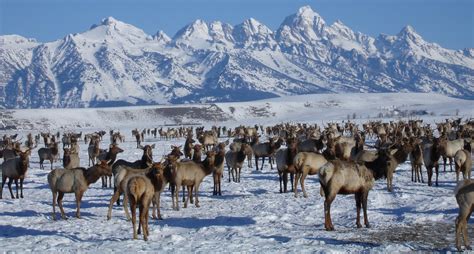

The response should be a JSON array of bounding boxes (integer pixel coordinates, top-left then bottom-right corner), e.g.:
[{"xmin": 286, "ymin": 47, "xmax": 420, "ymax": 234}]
[
  {"xmin": 0, "ymin": 92, "xmax": 473, "ymax": 252},
  {"xmin": 1, "ymin": 6, "xmax": 473, "ymax": 109},
  {"xmin": 1, "ymin": 93, "xmax": 472, "ymax": 131}
]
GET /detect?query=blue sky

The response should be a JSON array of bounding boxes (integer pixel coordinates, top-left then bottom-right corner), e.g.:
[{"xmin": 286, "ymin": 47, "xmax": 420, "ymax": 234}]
[{"xmin": 0, "ymin": 0, "xmax": 472, "ymax": 49}]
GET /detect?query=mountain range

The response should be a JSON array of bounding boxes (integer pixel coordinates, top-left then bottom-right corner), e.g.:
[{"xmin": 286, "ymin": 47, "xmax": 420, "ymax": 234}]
[{"xmin": 1, "ymin": 6, "xmax": 473, "ymax": 109}]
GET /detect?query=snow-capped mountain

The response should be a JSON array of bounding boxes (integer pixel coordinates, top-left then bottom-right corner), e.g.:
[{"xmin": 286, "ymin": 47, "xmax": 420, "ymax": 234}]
[{"xmin": 1, "ymin": 6, "xmax": 473, "ymax": 108}]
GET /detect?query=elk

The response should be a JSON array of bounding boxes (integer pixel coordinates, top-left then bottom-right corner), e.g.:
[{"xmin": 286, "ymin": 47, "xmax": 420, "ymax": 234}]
[
  {"xmin": 87, "ymin": 137, "xmax": 101, "ymax": 166},
  {"xmin": 47, "ymin": 161, "xmax": 111, "ymax": 220},
  {"xmin": 423, "ymin": 138, "xmax": 441, "ymax": 186},
  {"xmin": 293, "ymin": 152, "xmax": 328, "ymax": 198},
  {"xmin": 184, "ymin": 135, "xmax": 195, "ymax": 159},
  {"xmin": 107, "ymin": 162, "xmax": 167, "ymax": 221},
  {"xmin": 0, "ymin": 149, "xmax": 31, "ymax": 199},
  {"xmin": 253, "ymin": 137, "xmax": 283, "ymax": 171},
  {"xmin": 168, "ymin": 151, "xmax": 216, "ymax": 210},
  {"xmin": 275, "ymin": 138, "xmax": 298, "ymax": 193},
  {"xmin": 454, "ymin": 142, "xmax": 472, "ymax": 181},
  {"xmin": 126, "ymin": 174, "xmax": 154, "ymax": 241},
  {"xmin": 438, "ymin": 138, "xmax": 465, "ymax": 172},
  {"xmin": 225, "ymin": 143, "xmax": 249, "ymax": 183},
  {"xmin": 297, "ymin": 137, "xmax": 325, "ymax": 153},
  {"xmin": 38, "ymin": 142, "xmax": 59, "ymax": 170},
  {"xmin": 318, "ymin": 151, "xmax": 389, "ymax": 231},
  {"xmin": 112, "ymin": 144, "xmax": 154, "ymax": 205},
  {"xmin": 213, "ymin": 142, "xmax": 226, "ymax": 196},
  {"xmin": 454, "ymin": 179, "xmax": 474, "ymax": 251},
  {"xmin": 410, "ymin": 139, "xmax": 424, "ymax": 183},
  {"xmin": 198, "ymin": 131, "xmax": 218, "ymax": 151},
  {"xmin": 230, "ymin": 139, "xmax": 253, "ymax": 168},
  {"xmin": 98, "ymin": 144, "xmax": 124, "ymax": 188}
]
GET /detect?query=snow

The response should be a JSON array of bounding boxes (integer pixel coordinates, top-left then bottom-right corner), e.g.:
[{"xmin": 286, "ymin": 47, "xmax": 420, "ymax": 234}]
[
  {"xmin": 0, "ymin": 93, "xmax": 472, "ymax": 251},
  {"xmin": 0, "ymin": 94, "xmax": 474, "ymax": 253}
]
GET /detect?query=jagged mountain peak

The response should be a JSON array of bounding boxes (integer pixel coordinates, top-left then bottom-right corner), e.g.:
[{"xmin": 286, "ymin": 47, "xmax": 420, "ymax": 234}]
[
  {"xmin": 397, "ymin": 25, "xmax": 424, "ymax": 42},
  {"xmin": 277, "ymin": 5, "xmax": 327, "ymax": 44},
  {"xmin": 154, "ymin": 30, "xmax": 171, "ymax": 43},
  {"xmin": 83, "ymin": 16, "xmax": 149, "ymax": 44},
  {"xmin": 0, "ymin": 6, "xmax": 473, "ymax": 109}
]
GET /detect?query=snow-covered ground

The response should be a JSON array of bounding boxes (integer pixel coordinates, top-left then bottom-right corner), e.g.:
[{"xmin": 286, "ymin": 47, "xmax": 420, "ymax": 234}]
[{"xmin": 0, "ymin": 93, "xmax": 473, "ymax": 252}]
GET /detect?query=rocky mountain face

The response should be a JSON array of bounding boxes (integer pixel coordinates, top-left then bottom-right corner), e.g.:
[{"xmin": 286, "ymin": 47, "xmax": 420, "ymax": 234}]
[{"xmin": 1, "ymin": 6, "xmax": 473, "ymax": 108}]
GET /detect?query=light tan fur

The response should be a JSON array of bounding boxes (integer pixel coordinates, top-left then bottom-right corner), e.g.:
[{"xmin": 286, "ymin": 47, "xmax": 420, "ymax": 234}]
[
  {"xmin": 293, "ymin": 152, "xmax": 327, "ymax": 198},
  {"xmin": 455, "ymin": 179, "xmax": 474, "ymax": 251},
  {"xmin": 47, "ymin": 161, "xmax": 111, "ymax": 220}
]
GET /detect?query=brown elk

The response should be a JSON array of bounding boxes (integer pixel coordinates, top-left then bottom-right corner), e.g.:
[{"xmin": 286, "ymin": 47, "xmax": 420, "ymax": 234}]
[
  {"xmin": 225, "ymin": 143, "xmax": 249, "ymax": 183},
  {"xmin": 213, "ymin": 142, "xmax": 226, "ymax": 196},
  {"xmin": 438, "ymin": 138, "xmax": 464, "ymax": 172},
  {"xmin": 253, "ymin": 136, "xmax": 283, "ymax": 171},
  {"xmin": 275, "ymin": 138, "xmax": 298, "ymax": 193},
  {"xmin": 423, "ymin": 138, "xmax": 441, "ymax": 186},
  {"xmin": 0, "ymin": 149, "xmax": 31, "ymax": 199},
  {"xmin": 455, "ymin": 179, "xmax": 474, "ymax": 251},
  {"xmin": 47, "ymin": 161, "xmax": 112, "ymax": 220},
  {"xmin": 99, "ymin": 144, "xmax": 124, "ymax": 188},
  {"xmin": 112, "ymin": 144, "xmax": 154, "ymax": 205},
  {"xmin": 293, "ymin": 152, "xmax": 328, "ymax": 198},
  {"xmin": 319, "ymin": 151, "xmax": 389, "ymax": 231},
  {"xmin": 38, "ymin": 142, "xmax": 59, "ymax": 170},
  {"xmin": 168, "ymin": 151, "xmax": 216, "ymax": 210},
  {"xmin": 184, "ymin": 135, "xmax": 195, "ymax": 159},
  {"xmin": 454, "ymin": 142, "xmax": 472, "ymax": 181},
  {"xmin": 410, "ymin": 139, "xmax": 424, "ymax": 183}
]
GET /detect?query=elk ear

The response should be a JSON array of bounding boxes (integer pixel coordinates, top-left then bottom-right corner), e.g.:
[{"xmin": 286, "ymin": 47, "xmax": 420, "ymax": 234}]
[
  {"xmin": 170, "ymin": 145, "xmax": 175, "ymax": 149},
  {"xmin": 151, "ymin": 144, "xmax": 156, "ymax": 149}
]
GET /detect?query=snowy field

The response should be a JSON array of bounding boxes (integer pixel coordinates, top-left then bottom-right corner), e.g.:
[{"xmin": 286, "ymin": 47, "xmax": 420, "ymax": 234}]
[{"xmin": 0, "ymin": 93, "xmax": 473, "ymax": 252}]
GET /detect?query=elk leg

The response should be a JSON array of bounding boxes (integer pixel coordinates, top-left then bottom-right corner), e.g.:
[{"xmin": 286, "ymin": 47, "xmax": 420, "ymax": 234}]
[
  {"xmin": 355, "ymin": 192, "xmax": 362, "ymax": 228},
  {"xmin": 184, "ymin": 186, "xmax": 190, "ymax": 208},
  {"xmin": 419, "ymin": 165, "xmax": 424, "ymax": 183},
  {"xmin": 443, "ymin": 157, "xmax": 447, "ymax": 172},
  {"xmin": 51, "ymin": 191, "xmax": 57, "ymax": 220},
  {"xmin": 155, "ymin": 193, "xmax": 162, "ymax": 220},
  {"xmin": 261, "ymin": 157, "xmax": 265, "ymax": 171},
  {"xmin": 57, "ymin": 192, "xmax": 66, "ymax": 219},
  {"xmin": 324, "ymin": 193, "xmax": 336, "ymax": 231},
  {"xmin": 362, "ymin": 191, "xmax": 370, "ymax": 228},
  {"xmin": 435, "ymin": 164, "xmax": 439, "ymax": 186},
  {"xmin": 194, "ymin": 182, "xmax": 200, "ymax": 208},
  {"xmin": 75, "ymin": 191, "xmax": 83, "ymax": 219},
  {"xmin": 189, "ymin": 185, "xmax": 194, "ymax": 204},
  {"xmin": 456, "ymin": 217, "xmax": 462, "ymax": 251},
  {"xmin": 7, "ymin": 178, "xmax": 14, "ymax": 199},
  {"xmin": 19, "ymin": 178, "xmax": 24, "ymax": 198},
  {"xmin": 301, "ymin": 172, "xmax": 308, "ymax": 198},
  {"xmin": 255, "ymin": 156, "xmax": 259, "ymax": 171},
  {"xmin": 174, "ymin": 184, "xmax": 180, "ymax": 211},
  {"xmin": 278, "ymin": 172, "xmax": 282, "ymax": 193},
  {"xmin": 107, "ymin": 189, "xmax": 121, "ymax": 220},
  {"xmin": 131, "ymin": 201, "xmax": 137, "ymax": 239},
  {"xmin": 123, "ymin": 191, "xmax": 132, "ymax": 221},
  {"xmin": 182, "ymin": 186, "xmax": 186, "ymax": 203},
  {"xmin": 218, "ymin": 174, "xmax": 222, "ymax": 196},
  {"xmin": 427, "ymin": 166, "xmax": 433, "ymax": 186},
  {"xmin": 143, "ymin": 205, "xmax": 149, "ymax": 241},
  {"xmin": 293, "ymin": 173, "xmax": 300, "ymax": 198},
  {"xmin": 14, "ymin": 179, "xmax": 19, "ymax": 199}
]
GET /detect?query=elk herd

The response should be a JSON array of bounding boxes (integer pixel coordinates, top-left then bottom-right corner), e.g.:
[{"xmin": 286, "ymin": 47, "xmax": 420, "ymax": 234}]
[{"xmin": 0, "ymin": 119, "xmax": 473, "ymax": 250}]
